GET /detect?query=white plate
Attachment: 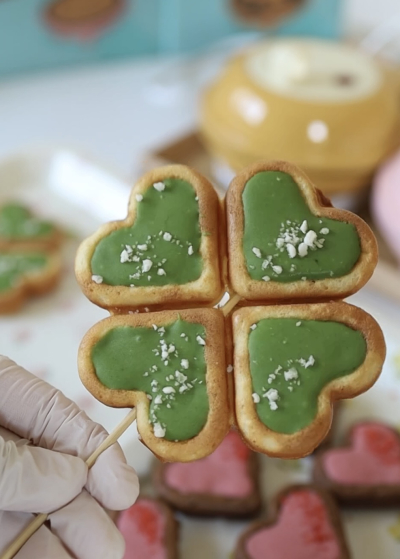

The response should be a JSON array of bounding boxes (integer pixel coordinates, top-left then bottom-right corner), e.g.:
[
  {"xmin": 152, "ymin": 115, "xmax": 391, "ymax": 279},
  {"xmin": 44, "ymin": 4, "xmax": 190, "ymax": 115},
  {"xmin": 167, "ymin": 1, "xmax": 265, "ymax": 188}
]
[{"xmin": 1, "ymin": 148, "xmax": 400, "ymax": 558}]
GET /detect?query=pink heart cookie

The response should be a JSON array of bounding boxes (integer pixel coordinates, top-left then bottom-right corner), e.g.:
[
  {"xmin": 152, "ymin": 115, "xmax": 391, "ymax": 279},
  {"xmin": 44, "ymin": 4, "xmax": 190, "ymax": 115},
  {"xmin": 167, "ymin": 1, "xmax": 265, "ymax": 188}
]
[
  {"xmin": 153, "ymin": 430, "xmax": 261, "ymax": 517},
  {"xmin": 314, "ymin": 422, "xmax": 400, "ymax": 506},
  {"xmin": 235, "ymin": 486, "xmax": 350, "ymax": 559},
  {"xmin": 117, "ymin": 497, "xmax": 179, "ymax": 559}
]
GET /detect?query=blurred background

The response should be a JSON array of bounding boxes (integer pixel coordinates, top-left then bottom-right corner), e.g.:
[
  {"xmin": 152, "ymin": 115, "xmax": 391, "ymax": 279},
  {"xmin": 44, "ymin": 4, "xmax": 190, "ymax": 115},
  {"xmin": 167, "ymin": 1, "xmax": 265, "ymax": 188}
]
[{"xmin": 1, "ymin": 1, "xmax": 400, "ymax": 558}]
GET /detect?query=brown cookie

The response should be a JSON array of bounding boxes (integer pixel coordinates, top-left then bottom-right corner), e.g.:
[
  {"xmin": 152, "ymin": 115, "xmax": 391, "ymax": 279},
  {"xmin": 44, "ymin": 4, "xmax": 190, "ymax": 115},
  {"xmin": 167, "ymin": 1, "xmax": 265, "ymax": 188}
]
[
  {"xmin": 232, "ymin": 302, "xmax": 385, "ymax": 459},
  {"xmin": 75, "ymin": 165, "xmax": 223, "ymax": 313},
  {"xmin": 226, "ymin": 160, "xmax": 378, "ymax": 303},
  {"xmin": 153, "ymin": 429, "xmax": 261, "ymax": 517},
  {"xmin": 313, "ymin": 421, "xmax": 400, "ymax": 507},
  {"xmin": 0, "ymin": 202, "xmax": 63, "ymax": 251},
  {"xmin": 231, "ymin": 0, "xmax": 307, "ymax": 26},
  {"xmin": 116, "ymin": 497, "xmax": 179, "ymax": 559},
  {"xmin": 235, "ymin": 485, "xmax": 351, "ymax": 559},
  {"xmin": 78, "ymin": 308, "xmax": 230, "ymax": 462},
  {"xmin": 0, "ymin": 249, "xmax": 62, "ymax": 314}
]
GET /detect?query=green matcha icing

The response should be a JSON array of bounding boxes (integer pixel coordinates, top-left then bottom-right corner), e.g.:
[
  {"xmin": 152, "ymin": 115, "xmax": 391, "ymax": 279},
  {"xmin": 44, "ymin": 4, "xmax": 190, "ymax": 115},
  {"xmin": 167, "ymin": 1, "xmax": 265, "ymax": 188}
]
[
  {"xmin": 242, "ymin": 171, "xmax": 361, "ymax": 282},
  {"xmin": 248, "ymin": 318, "xmax": 367, "ymax": 434},
  {"xmin": 0, "ymin": 203, "xmax": 55, "ymax": 240},
  {"xmin": 0, "ymin": 252, "xmax": 49, "ymax": 292},
  {"xmin": 91, "ymin": 319, "xmax": 209, "ymax": 441},
  {"xmin": 91, "ymin": 178, "xmax": 203, "ymax": 287}
]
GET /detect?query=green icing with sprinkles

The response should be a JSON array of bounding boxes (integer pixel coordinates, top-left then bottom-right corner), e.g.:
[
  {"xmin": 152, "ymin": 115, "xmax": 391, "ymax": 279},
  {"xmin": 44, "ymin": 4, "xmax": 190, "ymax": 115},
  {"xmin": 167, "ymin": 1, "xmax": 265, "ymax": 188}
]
[
  {"xmin": 248, "ymin": 318, "xmax": 367, "ymax": 434},
  {"xmin": 90, "ymin": 178, "xmax": 203, "ymax": 287},
  {"xmin": 0, "ymin": 203, "xmax": 55, "ymax": 240},
  {"xmin": 0, "ymin": 252, "xmax": 49, "ymax": 292},
  {"xmin": 242, "ymin": 171, "xmax": 361, "ymax": 282},
  {"xmin": 91, "ymin": 318, "xmax": 209, "ymax": 440}
]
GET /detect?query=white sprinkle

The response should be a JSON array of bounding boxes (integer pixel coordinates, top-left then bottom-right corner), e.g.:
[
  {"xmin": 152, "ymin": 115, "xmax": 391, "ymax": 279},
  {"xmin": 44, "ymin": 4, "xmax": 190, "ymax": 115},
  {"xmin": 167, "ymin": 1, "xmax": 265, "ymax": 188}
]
[
  {"xmin": 154, "ymin": 182, "xmax": 165, "ymax": 192},
  {"xmin": 132, "ymin": 255, "xmax": 140, "ymax": 262},
  {"xmin": 250, "ymin": 324, "xmax": 257, "ymax": 330},
  {"xmin": 304, "ymin": 230, "xmax": 317, "ymax": 247},
  {"xmin": 188, "ymin": 245, "xmax": 194, "ymax": 255},
  {"xmin": 262, "ymin": 259, "xmax": 270, "ymax": 270},
  {"xmin": 175, "ymin": 371, "xmax": 187, "ymax": 383},
  {"xmin": 252, "ymin": 393, "xmax": 260, "ymax": 403},
  {"xmin": 120, "ymin": 249, "xmax": 131, "ymax": 263},
  {"xmin": 305, "ymin": 355, "xmax": 315, "ymax": 368},
  {"xmin": 154, "ymin": 395, "xmax": 163, "ymax": 404},
  {"xmin": 142, "ymin": 259, "xmax": 153, "ymax": 273},
  {"xmin": 265, "ymin": 388, "xmax": 279, "ymax": 402},
  {"xmin": 164, "ymin": 360, "xmax": 168, "ymax": 366},
  {"xmin": 296, "ymin": 321, "xmax": 302, "ymax": 326},
  {"xmin": 252, "ymin": 247, "xmax": 262, "ymax": 258},
  {"xmin": 284, "ymin": 368, "xmax": 298, "ymax": 381},
  {"xmin": 320, "ymin": 228, "xmax": 329, "ymax": 235},
  {"xmin": 270, "ymin": 401, "xmax": 278, "ymax": 411},
  {"xmin": 287, "ymin": 244, "xmax": 296, "ymax": 258},
  {"xmin": 298, "ymin": 243, "xmax": 308, "ymax": 258},
  {"xmin": 168, "ymin": 345, "xmax": 176, "ymax": 353},
  {"xmin": 163, "ymin": 387, "xmax": 175, "ymax": 394},
  {"xmin": 137, "ymin": 244, "xmax": 147, "ymax": 251},
  {"xmin": 227, "ymin": 365, "xmax": 234, "ymax": 373},
  {"xmin": 272, "ymin": 265, "xmax": 282, "ymax": 275},
  {"xmin": 196, "ymin": 335, "xmax": 205, "ymax": 346},
  {"xmin": 135, "ymin": 194, "xmax": 143, "ymax": 202},
  {"xmin": 276, "ymin": 238, "xmax": 284, "ymax": 249},
  {"xmin": 163, "ymin": 232, "xmax": 172, "ymax": 242},
  {"xmin": 300, "ymin": 220, "xmax": 308, "ymax": 234},
  {"xmin": 153, "ymin": 423, "xmax": 166, "ymax": 438},
  {"xmin": 181, "ymin": 359, "xmax": 189, "ymax": 369},
  {"xmin": 91, "ymin": 275, "xmax": 103, "ymax": 284},
  {"xmin": 262, "ymin": 275, "xmax": 270, "ymax": 282},
  {"xmin": 152, "ymin": 324, "xmax": 158, "ymax": 330},
  {"xmin": 180, "ymin": 333, "xmax": 186, "ymax": 337},
  {"xmin": 157, "ymin": 268, "xmax": 166, "ymax": 276}
]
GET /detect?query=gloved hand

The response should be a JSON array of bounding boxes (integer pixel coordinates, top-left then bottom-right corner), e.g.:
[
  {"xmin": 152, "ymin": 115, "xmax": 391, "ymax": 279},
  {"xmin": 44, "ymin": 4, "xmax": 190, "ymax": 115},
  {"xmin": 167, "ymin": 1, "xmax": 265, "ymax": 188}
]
[{"xmin": 0, "ymin": 356, "xmax": 139, "ymax": 559}]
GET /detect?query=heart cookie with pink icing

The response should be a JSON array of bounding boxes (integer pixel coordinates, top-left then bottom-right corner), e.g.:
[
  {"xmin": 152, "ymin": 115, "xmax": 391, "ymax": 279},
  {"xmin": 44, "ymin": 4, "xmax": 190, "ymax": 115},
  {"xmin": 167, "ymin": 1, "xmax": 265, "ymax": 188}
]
[
  {"xmin": 235, "ymin": 485, "xmax": 350, "ymax": 559},
  {"xmin": 153, "ymin": 430, "xmax": 261, "ymax": 517},
  {"xmin": 313, "ymin": 422, "xmax": 400, "ymax": 507},
  {"xmin": 116, "ymin": 497, "xmax": 179, "ymax": 559}
]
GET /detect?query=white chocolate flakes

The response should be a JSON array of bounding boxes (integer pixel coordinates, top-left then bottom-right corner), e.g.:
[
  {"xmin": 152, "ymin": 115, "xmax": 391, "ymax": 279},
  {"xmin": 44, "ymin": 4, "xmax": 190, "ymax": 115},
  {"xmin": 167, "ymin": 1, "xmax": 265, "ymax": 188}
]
[
  {"xmin": 263, "ymin": 388, "xmax": 279, "ymax": 410},
  {"xmin": 163, "ymin": 232, "xmax": 172, "ymax": 242},
  {"xmin": 142, "ymin": 259, "xmax": 153, "ymax": 273},
  {"xmin": 135, "ymin": 194, "xmax": 143, "ymax": 202},
  {"xmin": 300, "ymin": 220, "xmax": 308, "ymax": 234},
  {"xmin": 304, "ymin": 230, "xmax": 317, "ymax": 247},
  {"xmin": 252, "ymin": 247, "xmax": 262, "ymax": 258},
  {"xmin": 188, "ymin": 245, "xmax": 194, "ymax": 255},
  {"xmin": 153, "ymin": 423, "xmax": 166, "ymax": 438},
  {"xmin": 153, "ymin": 182, "xmax": 165, "ymax": 192},
  {"xmin": 252, "ymin": 393, "xmax": 260, "ymax": 403},
  {"xmin": 157, "ymin": 268, "xmax": 166, "ymax": 276},
  {"xmin": 320, "ymin": 228, "xmax": 329, "ymax": 235},
  {"xmin": 286, "ymin": 244, "xmax": 296, "ymax": 258},
  {"xmin": 181, "ymin": 359, "xmax": 189, "ymax": 369},
  {"xmin": 284, "ymin": 368, "xmax": 298, "ymax": 381},
  {"xmin": 196, "ymin": 335, "xmax": 205, "ymax": 346},
  {"xmin": 91, "ymin": 275, "xmax": 103, "ymax": 284},
  {"xmin": 298, "ymin": 243, "xmax": 308, "ymax": 258},
  {"xmin": 262, "ymin": 275, "xmax": 270, "ymax": 282}
]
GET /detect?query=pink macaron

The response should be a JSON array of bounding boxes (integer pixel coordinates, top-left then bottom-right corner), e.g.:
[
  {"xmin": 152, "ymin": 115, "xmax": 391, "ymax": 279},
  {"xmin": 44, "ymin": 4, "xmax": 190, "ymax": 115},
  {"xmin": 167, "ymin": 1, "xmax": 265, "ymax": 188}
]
[{"xmin": 372, "ymin": 150, "xmax": 400, "ymax": 264}]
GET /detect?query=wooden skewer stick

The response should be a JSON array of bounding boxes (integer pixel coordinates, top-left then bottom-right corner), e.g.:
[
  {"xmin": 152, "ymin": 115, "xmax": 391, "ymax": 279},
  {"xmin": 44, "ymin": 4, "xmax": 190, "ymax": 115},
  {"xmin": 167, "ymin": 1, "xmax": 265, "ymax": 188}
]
[
  {"xmin": 2, "ymin": 408, "xmax": 138, "ymax": 559},
  {"xmin": 221, "ymin": 293, "xmax": 241, "ymax": 317}
]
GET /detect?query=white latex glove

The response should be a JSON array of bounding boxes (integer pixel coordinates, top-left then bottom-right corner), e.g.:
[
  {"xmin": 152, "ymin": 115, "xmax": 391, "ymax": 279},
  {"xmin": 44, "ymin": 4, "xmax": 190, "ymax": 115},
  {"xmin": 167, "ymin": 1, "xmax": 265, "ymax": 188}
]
[{"xmin": 0, "ymin": 356, "xmax": 139, "ymax": 559}]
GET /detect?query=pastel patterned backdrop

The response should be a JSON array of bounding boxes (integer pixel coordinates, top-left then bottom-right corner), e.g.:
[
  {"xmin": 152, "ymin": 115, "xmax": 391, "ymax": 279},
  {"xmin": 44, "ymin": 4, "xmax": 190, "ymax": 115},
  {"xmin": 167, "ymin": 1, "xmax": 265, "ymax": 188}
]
[{"xmin": 0, "ymin": 0, "xmax": 342, "ymax": 77}]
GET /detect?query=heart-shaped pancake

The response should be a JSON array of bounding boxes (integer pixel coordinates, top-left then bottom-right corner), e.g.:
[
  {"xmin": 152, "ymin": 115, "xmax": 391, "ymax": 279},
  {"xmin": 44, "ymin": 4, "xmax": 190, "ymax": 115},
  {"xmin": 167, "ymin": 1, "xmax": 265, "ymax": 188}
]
[
  {"xmin": 153, "ymin": 429, "xmax": 261, "ymax": 517},
  {"xmin": 78, "ymin": 308, "xmax": 229, "ymax": 462},
  {"xmin": 314, "ymin": 422, "xmax": 400, "ymax": 506},
  {"xmin": 232, "ymin": 302, "xmax": 385, "ymax": 458},
  {"xmin": 0, "ymin": 203, "xmax": 61, "ymax": 250},
  {"xmin": 75, "ymin": 165, "xmax": 223, "ymax": 312},
  {"xmin": 235, "ymin": 485, "xmax": 350, "ymax": 559},
  {"xmin": 117, "ymin": 497, "xmax": 178, "ymax": 559},
  {"xmin": 226, "ymin": 160, "xmax": 377, "ymax": 301},
  {"xmin": 0, "ymin": 250, "xmax": 61, "ymax": 313}
]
